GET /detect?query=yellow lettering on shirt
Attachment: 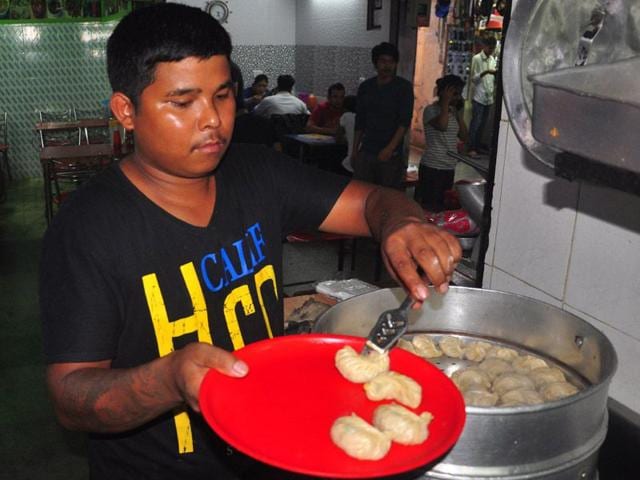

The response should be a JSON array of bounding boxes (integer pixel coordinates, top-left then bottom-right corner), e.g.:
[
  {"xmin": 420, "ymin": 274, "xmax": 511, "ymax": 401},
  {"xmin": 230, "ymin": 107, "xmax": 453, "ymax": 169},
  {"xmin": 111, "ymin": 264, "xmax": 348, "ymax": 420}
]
[
  {"xmin": 142, "ymin": 262, "xmax": 212, "ymax": 454},
  {"xmin": 223, "ymin": 285, "xmax": 255, "ymax": 350},
  {"xmin": 142, "ymin": 262, "xmax": 279, "ymax": 455},
  {"xmin": 254, "ymin": 265, "xmax": 277, "ymax": 339}
]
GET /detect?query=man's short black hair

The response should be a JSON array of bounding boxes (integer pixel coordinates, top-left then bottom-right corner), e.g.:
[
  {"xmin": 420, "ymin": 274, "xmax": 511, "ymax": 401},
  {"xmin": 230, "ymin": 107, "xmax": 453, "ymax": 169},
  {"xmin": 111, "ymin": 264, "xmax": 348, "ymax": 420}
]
[
  {"xmin": 277, "ymin": 75, "xmax": 295, "ymax": 92},
  {"xmin": 107, "ymin": 3, "xmax": 232, "ymax": 107},
  {"xmin": 253, "ymin": 74, "xmax": 268, "ymax": 85},
  {"xmin": 230, "ymin": 61, "xmax": 244, "ymax": 112},
  {"xmin": 371, "ymin": 42, "xmax": 399, "ymax": 65},
  {"xmin": 435, "ymin": 74, "xmax": 465, "ymax": 96},
  {"xmin": 327, "ymin": 82, "xmax": 345, "ymax": 97}
]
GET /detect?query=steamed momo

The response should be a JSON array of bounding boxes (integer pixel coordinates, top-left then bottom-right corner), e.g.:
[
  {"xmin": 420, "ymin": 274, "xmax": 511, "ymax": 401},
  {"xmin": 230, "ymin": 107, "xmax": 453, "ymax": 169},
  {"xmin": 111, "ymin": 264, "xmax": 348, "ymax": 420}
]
[
  {"xmin": 331, "ymin": 414, "xmax": 391, "ymax": 460},
  {"xmin": 540, "ymin": 381, "xmax": 579, "ymax": 401},
  {"xmin": 396, "ymin": 338, "xmax": 419, "ymax": 355},
  {"xmin": 463, "ymin": 341, "xmax": 493, "ymax": 362},
  {"xmin": 478, "ymin": 358, "xmax": 513, "ymax": 380},
  {"xmin": 493, "ymin": 372, "xmax": 535, "ymax": 396},
  {"xmin": 335, "ymin": 345, "xmax": 389, "ymax": 383},
  {"xmin": 512, "ymin": 355, "xmax": 548, "ymax": 373},
  {"xmin": 485, "ymin": 346, "xmax": 519, "ymax": 362},
  {"xmin": 439, "ymin": 336, "xmax": 464, "ymax": 358},
  {"xmin": 529, "ymin": 367, "xmax": 566, "ymax": 388},
  {"xmin": 463, "ymin": 389, "xmax": 499, "ymax": 407},
  {"xmin": 451, "ymin": 367, "xmax": 491, "ymax": 392},
  {"xmin": 499, "ymin": 388, "xmax": 544, "ymax": 407},
  {"xmin": 411, "ymin": 334, "xmax": 442, "ymax": 358},
  {"xmin": 364, "ymin": 371, "xmax": 422, "ymax": 408},
  {"xmin": 372, "ymin": 404, "xmax": 433, "ymax": 445}
]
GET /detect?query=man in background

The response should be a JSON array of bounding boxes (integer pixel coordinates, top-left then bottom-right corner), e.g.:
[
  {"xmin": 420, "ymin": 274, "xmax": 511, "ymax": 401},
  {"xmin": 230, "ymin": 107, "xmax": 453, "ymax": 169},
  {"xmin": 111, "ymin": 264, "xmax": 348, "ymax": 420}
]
[
  {"xmin": 243, "ymin": 73, "xmax": 269, "ymax": 112},
  {"xmin": 468, "ymin": 36, "xmax": 497, "ymax": 156},
  {"xmin": 351, "ymin": 42, "xmax": 414, "ymax": 189},
  {"xmin": 253, "ymin": 74, "xmax": 309, "ymax": 118},
  {"xmin": 305, "ymin": 82, "xmax": 345, "ymax": 136}
]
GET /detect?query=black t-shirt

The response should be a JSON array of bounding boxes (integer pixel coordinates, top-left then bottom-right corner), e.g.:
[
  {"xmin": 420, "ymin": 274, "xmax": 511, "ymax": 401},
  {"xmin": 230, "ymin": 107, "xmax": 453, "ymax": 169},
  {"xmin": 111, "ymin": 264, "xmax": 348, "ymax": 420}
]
[
  {"xmin": 355, "ymin": 76, "xmax": 414, "ymax": 155},
  {"xmin": 232, "ymin": 112, "xmax": 278, "ymax": 147},
  {"xmin": 39, "ymin": 143, "xmax": 349, "ymax": 479}
]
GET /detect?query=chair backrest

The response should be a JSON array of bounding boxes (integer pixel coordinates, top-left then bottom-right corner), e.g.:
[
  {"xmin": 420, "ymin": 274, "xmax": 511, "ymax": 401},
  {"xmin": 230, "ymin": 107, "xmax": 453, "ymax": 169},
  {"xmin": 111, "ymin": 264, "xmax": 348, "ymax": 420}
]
[
  {"xmin": 270, "ymin": 113, "xmax": 309, "ymax": 143},
  {"xmin": 74, "ymin": 107, "xmax": 110, "ymax": 144},
  {"xmin": 37, "ymin": 109, "xmax": 80, "ymax": 147}
]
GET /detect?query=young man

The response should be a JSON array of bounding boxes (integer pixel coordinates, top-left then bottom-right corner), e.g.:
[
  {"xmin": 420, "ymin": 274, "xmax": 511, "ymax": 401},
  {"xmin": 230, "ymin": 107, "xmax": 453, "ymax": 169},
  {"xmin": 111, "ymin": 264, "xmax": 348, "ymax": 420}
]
[
  {"xmin": 416, "ymin": 75, "xmax": 468, "ymax": 212},
  {"xmin": 305, "ymin": 82, "xmax": 346, "ymax": 136},
  {"xmin": 39, "ymin": 4, "xmax": 460, "ymax": 479},
  {"xmin": 468, "ymin": 36, "xmax": 497, "ymax": 156},
  {"xmin": 352, "ymin": 42, "xmax": 414, "ymax": 189},
  {"xmin": 252, "ymin": 74, "xmax": 309, "ymax": 118},
  {"xmin": 242, "ymin": 73, "xmax": 269, "ymax": 112}
]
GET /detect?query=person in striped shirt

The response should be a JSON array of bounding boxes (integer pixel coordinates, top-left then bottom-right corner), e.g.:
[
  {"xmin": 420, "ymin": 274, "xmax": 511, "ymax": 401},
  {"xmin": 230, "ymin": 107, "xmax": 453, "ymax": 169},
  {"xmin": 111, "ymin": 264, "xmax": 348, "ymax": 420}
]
[{"xmin": 415, "ymin": 75, "xmax": 468, "ymax": 212}]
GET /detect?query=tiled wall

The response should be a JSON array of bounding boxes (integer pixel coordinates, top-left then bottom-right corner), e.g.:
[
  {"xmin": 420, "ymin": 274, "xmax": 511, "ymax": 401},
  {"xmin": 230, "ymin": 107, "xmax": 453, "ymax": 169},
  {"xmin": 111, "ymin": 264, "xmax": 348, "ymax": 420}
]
[
  {"xmin": 232, "ymin": 45, "xmax": 296, "ymax": 93},
  {"xmin": 0, "ymin": 22, "xmax": 115, "ymax": 179},
  {"xmin": 295, "ymin": 45, "xmax": 375, "ymax": 97},
  {"xmin": 484, "ymin": 113, "xmax": 640, "ymax": 414},
  {"xmin": 0, "ymin": 19, "xmax": 297, "ymax": 180}
]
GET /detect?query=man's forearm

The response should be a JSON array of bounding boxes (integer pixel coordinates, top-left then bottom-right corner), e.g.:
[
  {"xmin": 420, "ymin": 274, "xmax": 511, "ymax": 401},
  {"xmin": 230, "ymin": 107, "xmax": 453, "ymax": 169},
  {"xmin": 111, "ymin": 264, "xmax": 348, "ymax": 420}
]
[
  {"xmin": 51, "ymin": 355, "xmax": 182, "ymax": 433},
  {"xmin": 364, "ymin": 187, "xmax": 425, "ymax": 241}
]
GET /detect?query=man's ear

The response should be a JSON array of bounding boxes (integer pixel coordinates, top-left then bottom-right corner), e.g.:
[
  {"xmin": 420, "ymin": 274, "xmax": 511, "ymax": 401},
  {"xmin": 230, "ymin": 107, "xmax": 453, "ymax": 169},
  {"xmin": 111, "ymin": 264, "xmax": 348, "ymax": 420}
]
[{"xmin": 110, "ymin": 93, "xmax": 136, "ymax": 131}]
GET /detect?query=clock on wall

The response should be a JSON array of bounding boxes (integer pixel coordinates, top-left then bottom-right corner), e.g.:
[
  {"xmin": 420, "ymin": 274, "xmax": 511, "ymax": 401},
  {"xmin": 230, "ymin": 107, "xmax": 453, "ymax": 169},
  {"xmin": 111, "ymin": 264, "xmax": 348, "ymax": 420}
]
[{"xmin": 205, "ymin": 0, "xmax": 231, "ymax": 24}]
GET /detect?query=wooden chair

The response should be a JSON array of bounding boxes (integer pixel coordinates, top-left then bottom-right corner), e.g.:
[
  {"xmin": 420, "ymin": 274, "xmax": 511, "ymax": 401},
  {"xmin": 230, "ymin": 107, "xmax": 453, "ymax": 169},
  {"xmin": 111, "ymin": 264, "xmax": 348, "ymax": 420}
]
[
  {"xmin": 270, "ymin": 114, "xmax": 309, "ymax": 158},
  {"xmin": 74, "ymin": 107, "xmax": 110, "ymax": 145},
  {"xmin": 36, "ymin": 117, "xmax": 114, "ymax": 223}
]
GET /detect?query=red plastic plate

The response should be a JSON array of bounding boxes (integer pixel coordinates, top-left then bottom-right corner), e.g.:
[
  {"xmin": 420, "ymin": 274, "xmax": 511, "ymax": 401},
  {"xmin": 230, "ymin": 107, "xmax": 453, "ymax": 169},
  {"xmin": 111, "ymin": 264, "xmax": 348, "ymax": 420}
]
[{"xmin": 199, "ymin": 334, "xmax": 465, "ymax": 478}]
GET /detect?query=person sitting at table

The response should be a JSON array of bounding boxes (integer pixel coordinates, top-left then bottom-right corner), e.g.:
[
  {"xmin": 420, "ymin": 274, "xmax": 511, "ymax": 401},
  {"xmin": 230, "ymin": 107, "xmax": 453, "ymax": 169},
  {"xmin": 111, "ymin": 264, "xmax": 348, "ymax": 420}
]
[
  {"xmin": 305, "ymin": 83, "xmax": 345, "ymax": 136},
  {"xmin": 242, "ymin": 73, "xmax": 269, "ymax": 113},
  {"xmin": 231, "ymin": 62, "xmax": 280, "ymax": 150},
  {"xmin": 253, "ymin": 74, "xmax": 309, "ymax": 118},
  {"xmin": 39, "ymin": 5, "xmax": 461, "ymax": 479}
]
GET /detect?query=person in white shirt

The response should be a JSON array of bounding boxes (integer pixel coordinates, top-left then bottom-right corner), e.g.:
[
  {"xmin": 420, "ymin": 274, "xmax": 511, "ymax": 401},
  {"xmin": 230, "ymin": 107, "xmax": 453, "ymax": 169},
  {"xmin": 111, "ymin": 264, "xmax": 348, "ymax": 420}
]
[
  {"xmin": 468, "ymin": 36, "xmax": 497, "ymax": 156},
  {"xmin": 253, "ymin": 74, "xmax": 309, "ymax": 118},
  {"xmin": 338, "ymin": 95, "xmax": 357, "ymax": 174}
]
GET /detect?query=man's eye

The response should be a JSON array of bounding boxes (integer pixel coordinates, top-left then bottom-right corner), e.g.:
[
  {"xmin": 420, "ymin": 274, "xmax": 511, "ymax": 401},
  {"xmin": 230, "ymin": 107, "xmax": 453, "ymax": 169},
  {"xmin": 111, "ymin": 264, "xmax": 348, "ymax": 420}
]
[
  {"xmin": 171, "ymin": 100, "xmax": 192, "ymax": 108},
  {"xmin": 216, "ymin": 89, "xmax": 231, "ymax": 100}
]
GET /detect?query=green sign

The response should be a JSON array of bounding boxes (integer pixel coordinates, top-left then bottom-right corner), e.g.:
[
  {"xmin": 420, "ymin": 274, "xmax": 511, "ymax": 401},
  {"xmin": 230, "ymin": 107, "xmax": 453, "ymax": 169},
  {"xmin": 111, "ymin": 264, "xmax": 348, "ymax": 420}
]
[{"xmin": 0, "ymin": 0, "xmax": 132, "ymax": 22}]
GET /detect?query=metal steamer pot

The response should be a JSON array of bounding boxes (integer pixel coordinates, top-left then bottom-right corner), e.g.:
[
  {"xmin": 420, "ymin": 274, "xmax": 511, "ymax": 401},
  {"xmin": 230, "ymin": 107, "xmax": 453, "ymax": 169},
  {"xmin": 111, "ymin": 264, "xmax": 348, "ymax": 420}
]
[{"xmin": 313, "ymin": 287, "xmax": 618, "ymax": 479}]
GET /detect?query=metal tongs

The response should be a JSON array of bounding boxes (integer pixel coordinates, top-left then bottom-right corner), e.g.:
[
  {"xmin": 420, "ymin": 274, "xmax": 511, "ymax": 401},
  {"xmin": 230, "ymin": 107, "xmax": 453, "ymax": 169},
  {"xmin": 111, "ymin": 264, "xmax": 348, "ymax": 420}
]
[{"xmin": 362, "ymin": 295, "xmax": 415, "ymax": 355}]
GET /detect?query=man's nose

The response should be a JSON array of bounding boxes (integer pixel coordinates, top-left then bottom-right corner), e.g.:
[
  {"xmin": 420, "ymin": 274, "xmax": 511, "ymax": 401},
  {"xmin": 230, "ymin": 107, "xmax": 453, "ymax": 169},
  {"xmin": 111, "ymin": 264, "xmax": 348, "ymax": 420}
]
[{"xmin": 199, "ymin": 102, "xmax": 221, "ymax": 129}]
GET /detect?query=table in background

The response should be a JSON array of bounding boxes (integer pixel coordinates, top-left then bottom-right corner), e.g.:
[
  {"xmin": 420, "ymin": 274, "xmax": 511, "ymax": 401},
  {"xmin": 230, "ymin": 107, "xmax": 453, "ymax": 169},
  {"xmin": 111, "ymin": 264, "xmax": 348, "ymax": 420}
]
[{"xmin": 285, "ymin": 133, "xmax": 348, "ymax": 173}]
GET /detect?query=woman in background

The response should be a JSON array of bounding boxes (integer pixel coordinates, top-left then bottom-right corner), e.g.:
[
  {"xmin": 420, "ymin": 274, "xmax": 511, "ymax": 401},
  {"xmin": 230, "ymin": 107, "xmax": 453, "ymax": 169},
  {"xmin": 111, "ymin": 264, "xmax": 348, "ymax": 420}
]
[{"xmin": 415, "ymin": 75, "xmax": 468, "ymax": 212}]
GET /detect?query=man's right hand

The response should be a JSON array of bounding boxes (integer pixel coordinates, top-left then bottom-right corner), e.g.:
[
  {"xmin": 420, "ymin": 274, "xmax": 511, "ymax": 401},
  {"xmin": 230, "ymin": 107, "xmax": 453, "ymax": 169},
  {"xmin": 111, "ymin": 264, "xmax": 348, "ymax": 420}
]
[{"xmin": 170, "ymin": 342, "xmax": 248, "ymax": 413}]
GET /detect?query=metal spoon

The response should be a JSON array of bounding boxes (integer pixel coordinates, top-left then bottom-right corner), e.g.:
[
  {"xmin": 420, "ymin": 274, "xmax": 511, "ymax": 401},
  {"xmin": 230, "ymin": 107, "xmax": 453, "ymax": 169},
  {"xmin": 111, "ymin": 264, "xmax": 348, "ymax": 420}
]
[{"xmin": 362, "ymin": 294, "xmax": 415, "ymax": 355}]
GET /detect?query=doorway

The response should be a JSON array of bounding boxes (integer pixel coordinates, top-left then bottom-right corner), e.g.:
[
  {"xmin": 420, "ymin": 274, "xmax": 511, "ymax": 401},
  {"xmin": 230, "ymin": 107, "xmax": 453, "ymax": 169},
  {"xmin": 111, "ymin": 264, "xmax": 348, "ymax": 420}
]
[{"xmin": 394, "ymin": 0, "xmax": 507, "ymax": 286}]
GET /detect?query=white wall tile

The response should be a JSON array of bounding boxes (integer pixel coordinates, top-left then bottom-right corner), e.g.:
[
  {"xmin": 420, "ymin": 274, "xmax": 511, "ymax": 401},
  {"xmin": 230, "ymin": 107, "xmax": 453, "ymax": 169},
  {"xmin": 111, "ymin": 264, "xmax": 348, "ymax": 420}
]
[
  {"xmin": 489, "ymin": 268, "xmax": 562, "ymax": 306},
  {"xmin": 482, "ymin": 264, "xmax": 493, "ymax": 289},
  {"xmin": 564, "ymin": 305, "xmax": 640, "ymax": 413},
  {"xmin": 492, "ymin": 128, "xmax": 579, "ymax": 298},
  {"xmin": 565, "ymin": 183, "xmax": 640, "ymax": 339},
  {"xmin": 485, "ymin": 119, "xmax": 509, "ymax": 266}
]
